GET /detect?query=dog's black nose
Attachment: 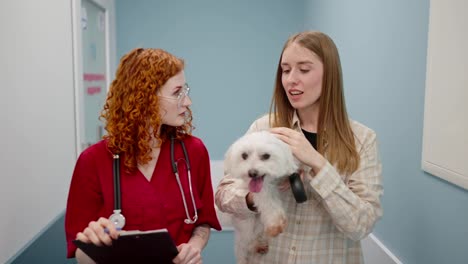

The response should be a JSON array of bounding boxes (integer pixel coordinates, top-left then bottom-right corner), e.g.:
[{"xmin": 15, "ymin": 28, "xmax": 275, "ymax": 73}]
[{"xmin": 248, "ymin": 169, "xmax": 258, "ymax": 178}]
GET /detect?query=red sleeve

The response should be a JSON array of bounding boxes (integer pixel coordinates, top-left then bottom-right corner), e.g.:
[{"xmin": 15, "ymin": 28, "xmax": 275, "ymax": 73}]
[
  {"xmin": 195, "ymin": 140, "xmax": 222, "ymax": 231},
  {"xmin": 64, "ymin": 147, "xmax": 104, "ymax": 258}
]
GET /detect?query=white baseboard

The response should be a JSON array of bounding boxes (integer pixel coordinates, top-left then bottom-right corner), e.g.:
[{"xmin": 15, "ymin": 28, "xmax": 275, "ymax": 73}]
[{"xmin": 362, "ymin": 234, "xmax": 402, "ymax": 264}]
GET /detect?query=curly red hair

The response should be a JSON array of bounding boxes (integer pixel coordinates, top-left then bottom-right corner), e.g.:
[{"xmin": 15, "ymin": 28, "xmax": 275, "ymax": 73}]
[{"xmin": 100, "ymin": 48, "xmax": 193, "ymax": 173}]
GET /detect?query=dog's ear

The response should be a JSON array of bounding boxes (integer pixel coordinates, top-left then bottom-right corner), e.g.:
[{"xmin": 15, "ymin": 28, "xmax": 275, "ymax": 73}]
[
  {"xmin": 292, "ymin": 157, "xmax": 302, "ymax": 172},
  {"xmin": 283, "ymin": 145, "xmax": 301, "ymax": 173}
]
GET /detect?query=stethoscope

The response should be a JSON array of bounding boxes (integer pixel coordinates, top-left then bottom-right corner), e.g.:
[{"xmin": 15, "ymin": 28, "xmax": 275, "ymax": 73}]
[{"xmin": 109, "ymin": 137, "xmax": 198, "ymax": 230}]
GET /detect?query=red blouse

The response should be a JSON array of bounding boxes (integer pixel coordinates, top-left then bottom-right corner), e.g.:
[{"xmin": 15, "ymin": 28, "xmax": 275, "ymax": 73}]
[{"xmin": 65, "ymin": 136, "xmax": 221, "ymax": 258}]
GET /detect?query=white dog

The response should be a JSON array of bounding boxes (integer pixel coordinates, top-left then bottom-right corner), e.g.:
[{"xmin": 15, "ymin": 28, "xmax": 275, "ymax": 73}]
[{"xmin": 224, "ymin": 131, "xmax": 300, "ymax": 264}]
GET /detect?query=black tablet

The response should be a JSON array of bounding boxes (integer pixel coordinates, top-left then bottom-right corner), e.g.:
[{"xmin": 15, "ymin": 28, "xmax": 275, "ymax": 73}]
[{"xmin": 73, "ymin": 228, "xmax": 178, "ymax": 264}]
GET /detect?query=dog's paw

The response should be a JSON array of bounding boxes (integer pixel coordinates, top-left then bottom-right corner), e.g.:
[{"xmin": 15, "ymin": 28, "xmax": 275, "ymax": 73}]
[
  {"xmin": 255, "ymin": 243, "xmax": 269, "ymax": 254},
  {"xmin": 265, "ymin": 216, "xmax": 287, "ymax": 237}
]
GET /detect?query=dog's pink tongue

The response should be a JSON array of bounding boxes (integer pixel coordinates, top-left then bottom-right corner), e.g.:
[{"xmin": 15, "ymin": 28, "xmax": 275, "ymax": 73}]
[{"xmin": 249, "ymin": 178, "xmax": 263, "ymax": 193}]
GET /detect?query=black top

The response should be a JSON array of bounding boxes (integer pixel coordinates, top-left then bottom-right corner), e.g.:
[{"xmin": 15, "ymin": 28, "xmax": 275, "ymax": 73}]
[{"xmin": 302, "ymin": 129, "xmax": 317, "ymax": 149}]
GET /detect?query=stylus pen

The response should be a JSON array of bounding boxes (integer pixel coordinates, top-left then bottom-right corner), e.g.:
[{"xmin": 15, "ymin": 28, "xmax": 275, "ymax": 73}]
[{"xmin": 104, "ymin": 227, "xmax": 122, "ymax": 234}]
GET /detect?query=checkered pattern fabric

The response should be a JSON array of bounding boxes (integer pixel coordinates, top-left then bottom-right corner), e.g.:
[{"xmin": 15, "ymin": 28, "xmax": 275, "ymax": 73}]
[{"xmin": 215, "ymin": 113, "xmax": 383, "ymax": 264}]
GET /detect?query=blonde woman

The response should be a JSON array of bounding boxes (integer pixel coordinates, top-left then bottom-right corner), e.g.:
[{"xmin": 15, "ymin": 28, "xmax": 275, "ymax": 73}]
[{"xmin": 216, "ymin": 31, "xmax": 383, "ymax": 264}]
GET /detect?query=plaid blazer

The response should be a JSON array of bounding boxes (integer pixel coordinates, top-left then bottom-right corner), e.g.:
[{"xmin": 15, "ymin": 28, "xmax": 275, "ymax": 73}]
[{"xmin": 216, "ymin": 113, "xmax": 383, "ymax": 264}]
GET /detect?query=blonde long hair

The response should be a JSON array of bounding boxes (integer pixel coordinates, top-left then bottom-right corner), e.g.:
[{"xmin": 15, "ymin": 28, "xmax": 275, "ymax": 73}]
[{"xmin": 270, "ymin": 31, "xmax": 359, "ymax": 175}]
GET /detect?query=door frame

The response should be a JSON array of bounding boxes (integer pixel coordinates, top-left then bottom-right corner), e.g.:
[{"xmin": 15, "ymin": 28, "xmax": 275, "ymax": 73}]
[{"xmin": 71, "ymin": 0, "xmax": 115, "ymax": 157}]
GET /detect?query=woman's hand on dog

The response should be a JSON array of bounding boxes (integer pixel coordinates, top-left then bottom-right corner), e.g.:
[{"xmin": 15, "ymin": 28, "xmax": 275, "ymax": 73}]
[{"xmin": 270, "ymin": 127, "xmax": 326, "ymax": 175}]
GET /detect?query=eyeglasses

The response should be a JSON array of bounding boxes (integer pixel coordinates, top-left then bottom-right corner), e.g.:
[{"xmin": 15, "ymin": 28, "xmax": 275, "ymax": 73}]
[{"xmin": 158, "ymin": 83, "xmax": 190, "ymax": 108}]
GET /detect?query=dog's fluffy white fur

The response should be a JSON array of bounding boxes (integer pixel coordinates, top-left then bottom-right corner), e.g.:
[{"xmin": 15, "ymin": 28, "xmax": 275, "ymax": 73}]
[{"xmin": 224, "ymin": 131, "xmax": 300, "ymax": 263}]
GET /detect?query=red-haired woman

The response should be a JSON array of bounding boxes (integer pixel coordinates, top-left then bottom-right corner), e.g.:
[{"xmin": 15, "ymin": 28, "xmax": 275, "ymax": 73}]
[{"xmin": 65, "ymin": 48, "xmax": 221, "ymax": 264}]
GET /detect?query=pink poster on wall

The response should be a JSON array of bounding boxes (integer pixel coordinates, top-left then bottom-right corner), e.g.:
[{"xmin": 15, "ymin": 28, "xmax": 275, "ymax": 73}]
[{"xmin": 83, "ymin": 73, "xmax": 105, "ymax": 95}]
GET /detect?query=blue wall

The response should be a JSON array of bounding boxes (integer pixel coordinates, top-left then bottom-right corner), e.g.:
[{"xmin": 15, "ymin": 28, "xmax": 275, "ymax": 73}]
[
  {"xmin": 304, "ymin": 1, "xmax": 468, "ymax": 264},
  {"xmin": 7, "ymin": 213, "xmax": 74, "ymax": 264}
]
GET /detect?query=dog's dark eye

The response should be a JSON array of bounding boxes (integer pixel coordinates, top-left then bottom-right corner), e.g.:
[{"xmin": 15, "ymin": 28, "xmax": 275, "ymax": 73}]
[
  {"xmin": 260, "ymin": 153, "xmax": 270, "ymax": 160},
  {"xmin": 242, "ymin": 152, "xmax": 248, "ymax": 160}
]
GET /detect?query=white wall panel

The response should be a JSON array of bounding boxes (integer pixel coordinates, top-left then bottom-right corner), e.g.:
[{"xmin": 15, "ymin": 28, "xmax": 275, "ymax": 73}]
[
  {"xmin": 422, "ymin": 0, "xmax": 468, "ymax": 189},
  {"xmin": 0, "ymin": 1, "xmax": 76, "ymax": 262}
]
